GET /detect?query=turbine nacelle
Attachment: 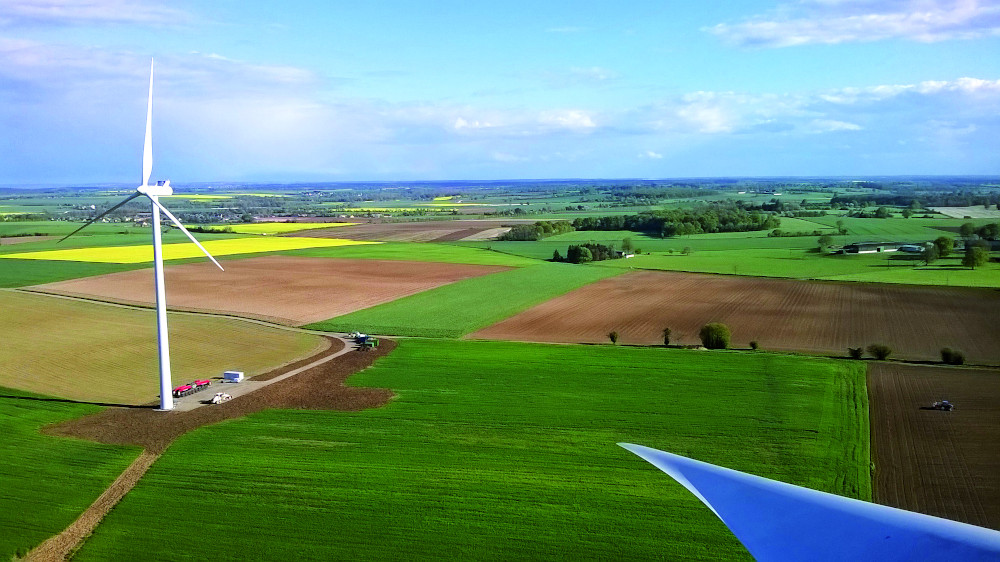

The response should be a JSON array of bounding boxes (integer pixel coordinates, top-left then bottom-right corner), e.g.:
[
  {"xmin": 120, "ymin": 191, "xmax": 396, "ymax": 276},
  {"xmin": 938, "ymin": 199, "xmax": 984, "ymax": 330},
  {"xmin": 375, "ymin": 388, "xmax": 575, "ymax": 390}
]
[{"xmin": 139, "ymin": 180, "xmax": 173, "ymax": 197}]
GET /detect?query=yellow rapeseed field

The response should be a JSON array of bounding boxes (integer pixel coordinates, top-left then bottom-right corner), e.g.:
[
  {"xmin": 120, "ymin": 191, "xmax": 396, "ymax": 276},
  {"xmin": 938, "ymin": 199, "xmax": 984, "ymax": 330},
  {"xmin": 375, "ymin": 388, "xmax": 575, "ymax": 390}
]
[{"xmin": 0, "ymin": 237, "xmax": 378, "ymax": 264}]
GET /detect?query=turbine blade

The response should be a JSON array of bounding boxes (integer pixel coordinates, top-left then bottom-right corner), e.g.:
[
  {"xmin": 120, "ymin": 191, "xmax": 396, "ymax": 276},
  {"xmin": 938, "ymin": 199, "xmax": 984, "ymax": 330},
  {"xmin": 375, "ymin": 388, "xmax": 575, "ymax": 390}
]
[
  {"xmin": 619, "ymin": 443, "xmax": 1000, "ymax": 560},
  {"xmin": 59, "ymin": 192, "xmax": 142, "ymax": 243},
  {"xmin": 148, "ymin": 196, "xmax": 225, "ymax": 271},
  {"xmin": 142, "ymin": 59, "xmax": 154, "ymax": 187}
]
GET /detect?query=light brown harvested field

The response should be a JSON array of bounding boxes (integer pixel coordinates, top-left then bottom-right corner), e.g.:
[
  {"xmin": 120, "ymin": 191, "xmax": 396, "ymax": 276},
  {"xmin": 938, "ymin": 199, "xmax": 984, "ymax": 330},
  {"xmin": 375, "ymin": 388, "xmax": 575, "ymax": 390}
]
[
  {"xmin": 0, "ymin": 235, "xmax": 55, "ymax": 245},
  {"xmin": 868, "ymin": 362, "xmax": 1000, "ymax": 530},
  {"xmin": 0, "ymin": 291, "xmax": 326, "ymax": 405},
  {"xmin": 33, "ymin": 255, "xmax": 508, "ymax": 326},
  {"xmin": 290, "ymin": 219, "xmax": 533, "ymax": 242},
  {"xmin": 470, "ymin": 270, "xmax": 1000, "ymax": 364}
]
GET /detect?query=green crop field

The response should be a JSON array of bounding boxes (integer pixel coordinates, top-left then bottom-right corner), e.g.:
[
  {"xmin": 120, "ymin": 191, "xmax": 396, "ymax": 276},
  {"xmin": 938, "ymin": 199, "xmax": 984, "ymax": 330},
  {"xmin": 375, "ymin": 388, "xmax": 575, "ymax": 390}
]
[
  {"xmin": 0, "ymin": 387, "xmax": 139, "ymax": 560},
  {"xmin": 801, "ymin": 216, "xmax": 983, "ymax": 239},
  {"xmin": 307, "ymin": 262, "xmax": 621, "ymax": 337},
  {"xmin": 0, "ymin": 291, "xmax": 327, "ymax": 404},
  {"xmin": 592, "ymin": 248, "xmax": 1000, "ymax": 287},
  {"xmin": 74, "ymin": 340, "xmax": 869, "ymax": 560}
]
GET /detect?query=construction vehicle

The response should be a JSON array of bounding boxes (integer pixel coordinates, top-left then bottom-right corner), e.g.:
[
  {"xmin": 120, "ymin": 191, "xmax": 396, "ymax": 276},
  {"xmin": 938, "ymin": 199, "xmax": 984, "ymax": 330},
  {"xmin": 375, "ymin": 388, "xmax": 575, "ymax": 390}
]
[
  {"xmin": 930, "ymin": 400, "xmax": 955, "ymax": 411},
  {"xmin": 172, "ymin": 384, "xmax": 194, "ymax": 398},
  {"xmin": 210, "ymin": 392, "xmax": 232, "ymax": 404},
  {"xmin": 172, "ymin": 380, "xmax": 212, "ymax": 398}
]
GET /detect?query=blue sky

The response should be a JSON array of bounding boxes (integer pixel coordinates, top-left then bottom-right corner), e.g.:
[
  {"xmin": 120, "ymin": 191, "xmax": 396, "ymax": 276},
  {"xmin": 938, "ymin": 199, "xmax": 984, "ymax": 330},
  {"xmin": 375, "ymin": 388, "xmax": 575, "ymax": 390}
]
[{"xmin": 1, "ymin": 0, "xmax": 999, "ymax": 183}]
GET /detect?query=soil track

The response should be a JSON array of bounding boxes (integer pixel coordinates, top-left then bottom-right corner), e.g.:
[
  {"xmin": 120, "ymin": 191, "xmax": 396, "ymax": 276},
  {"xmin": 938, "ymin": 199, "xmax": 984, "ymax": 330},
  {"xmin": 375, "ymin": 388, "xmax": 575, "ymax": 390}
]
[
  {"xmin": 868, "ymin": 363, "xmax": 1000, "ymax": 530},
  {"xmin": 44, "ymin": 337, "xmax": 396, "ymax": 453},
  {"xmin": 33, "ymin": 256, "xmax": 506, "ymax": 325},
  {"xmin": 470, "ymin": 270, "xmax": 1000, "ymax": 364},
  {"xmin": 290, "ymin": 219, "xmax": 532, "ymax": 242}
]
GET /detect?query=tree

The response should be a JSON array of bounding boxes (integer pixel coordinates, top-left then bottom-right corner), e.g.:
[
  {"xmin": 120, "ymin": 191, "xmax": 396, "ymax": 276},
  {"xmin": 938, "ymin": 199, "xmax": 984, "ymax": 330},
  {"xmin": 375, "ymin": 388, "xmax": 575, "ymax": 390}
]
[
  {"xmin": 848, "ymin": 347, "xmax": 863, "ymax": 360},
  {"xmin": 552, "ymin": 249, "xmax": 563, "ymax": 262},
  {"xmin": 662, "ymin": 328, "xmax": 671, "ymax": 346},
  {"xmin": 817, "ymin": 234, "xmax": 833, "ymax": 250},
  {"xmin": 681, "ymin": 246, "xmax": 692, "ymax": 255},
  {"xmin": 622, "ymin": 237, "xmax": 634, "ymax": 253},
  {"xmin": 699, "ymin": 323, "xmax": 731, "ymax": 349},
  {"xmin": 933, "ymin": 236, "xmax": 954, "ymax": 258},
  {"xmin": 874, "ymin": 206, "xmax": 892, "ymax": 218},
  {"xmin": 901, "ymin": 208, "xmax": 913, "ymax": 219},
  {"xmin": 836, "ymin": 220, "xmax": 847, "ymax": 235},
  {"xmin": 960, "ymin": 222, "xmax": 976, "ymax": 239},
  {"xmin": 941, "ymin": 348, "xmax": 965, "ymax": 365},
  {"xmin": 867, "ymin": 343, "xmax": 892, "ymax": 360},
  {"xmin": 749, "ymin": 340, "xmax": 759, "ymax": 351},
  {"xmin": 962, "ymin": 245, "xmax": 989, "ymax": 269},
  {"xmin": 608, "ymin": 331, "xmax": 619, "ymax": 345},
  {"xmin": 978, "ymin": 222, "xmax": 1000, "ymax": 241},
  {"xmin": 921, "ymin": 244, "xmax": 939, "ymax": 265}
]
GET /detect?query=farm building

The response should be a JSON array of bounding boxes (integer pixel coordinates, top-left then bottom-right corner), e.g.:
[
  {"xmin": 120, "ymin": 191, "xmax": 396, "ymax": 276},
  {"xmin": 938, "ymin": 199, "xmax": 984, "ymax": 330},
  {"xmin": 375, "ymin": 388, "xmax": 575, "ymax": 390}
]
[{"xmin": 842, "ymin": 242, "xmax": 910, "ymax": 254}]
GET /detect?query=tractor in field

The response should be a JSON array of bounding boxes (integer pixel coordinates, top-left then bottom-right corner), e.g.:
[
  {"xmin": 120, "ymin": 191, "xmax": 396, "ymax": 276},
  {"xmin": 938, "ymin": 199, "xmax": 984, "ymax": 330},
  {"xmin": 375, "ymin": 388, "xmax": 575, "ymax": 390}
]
[{"xmin": 930, "ymin": 400, "xmax": 955, "ymax": 411}]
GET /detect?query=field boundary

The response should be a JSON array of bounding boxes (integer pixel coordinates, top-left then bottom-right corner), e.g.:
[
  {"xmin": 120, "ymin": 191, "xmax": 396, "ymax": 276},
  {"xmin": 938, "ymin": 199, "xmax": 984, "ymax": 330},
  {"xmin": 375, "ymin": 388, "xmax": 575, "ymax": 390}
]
[{"xmin": 25, "ymin": 451, "xmax": 161, "ymax": 562}]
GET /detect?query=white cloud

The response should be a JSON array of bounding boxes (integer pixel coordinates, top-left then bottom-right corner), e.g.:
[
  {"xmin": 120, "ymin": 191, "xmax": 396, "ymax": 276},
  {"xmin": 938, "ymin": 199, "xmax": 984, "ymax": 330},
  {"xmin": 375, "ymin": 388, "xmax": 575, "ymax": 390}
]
[
  {"xmin": 809, "ymin": 119, "xmax": 863, "ymax": 132},
  {"xmin": 538, "ymin": 109, "xmax": 596, "ymax": 130},
  {"xmin": 1, "ymin": 38, "xmax": 998, "ymax": 181},
  {"xmin": 709, "ymin": 0, "xmax": 1000, "ymax": 47},
  {"xmin": 0, "ymin": 0, "xmax": 188, "ymax": 26}
]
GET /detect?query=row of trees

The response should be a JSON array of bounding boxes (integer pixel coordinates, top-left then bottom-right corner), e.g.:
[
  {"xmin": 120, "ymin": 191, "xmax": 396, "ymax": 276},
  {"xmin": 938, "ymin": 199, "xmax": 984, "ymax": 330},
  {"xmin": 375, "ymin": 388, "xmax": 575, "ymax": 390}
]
[
  {"xmin": 572, "ymin": 204, "xmax": 780, "ymax": 238},
  {"xmin": 555, "ymin": 243, "xmax": 621, "ymax": 264},
  {"xmin": 921, "ymin": 236, "xmax": 992, "ymax": 268},
  {"xmin": 497, "ymin": 220, "xmax": 574, "ymax": 241}
]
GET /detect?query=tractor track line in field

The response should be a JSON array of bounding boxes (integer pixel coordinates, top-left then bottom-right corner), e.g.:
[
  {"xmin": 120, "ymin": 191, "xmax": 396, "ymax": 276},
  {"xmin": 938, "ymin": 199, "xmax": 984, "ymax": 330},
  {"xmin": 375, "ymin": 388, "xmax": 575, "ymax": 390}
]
[
  {"xmin": 25, "ymin": 451, "xmax": 161, "ymax": 562},
  {"xmin": 24, "ymin": 331, "xmax": 397, "ymax": 560}
]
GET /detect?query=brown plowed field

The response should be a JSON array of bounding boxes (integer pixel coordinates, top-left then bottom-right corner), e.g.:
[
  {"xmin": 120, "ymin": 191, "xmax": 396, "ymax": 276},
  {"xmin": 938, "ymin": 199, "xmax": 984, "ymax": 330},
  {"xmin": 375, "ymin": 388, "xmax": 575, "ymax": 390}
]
[
  {"xmin": 868, "ymin": 363, "xmax": 1000, "ymax": 530},
  {"xmin": 470, "ymin": 270, "xmax": 1000, "ymax": 364},
  {"xmin": 290, "ymin": 219, "xmax": 532, "ymax": 242},
  {"xmin": 33, "ymin": 255, "xmax": 507, "ymax": 325}
]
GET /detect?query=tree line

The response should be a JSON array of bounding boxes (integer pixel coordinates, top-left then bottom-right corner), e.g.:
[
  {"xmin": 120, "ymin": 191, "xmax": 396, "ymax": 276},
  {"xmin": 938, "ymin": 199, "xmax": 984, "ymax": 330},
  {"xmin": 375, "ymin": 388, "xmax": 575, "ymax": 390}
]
[{"xmin": 571, "ymin": 204, "xmax": 780, "ymax": 238}]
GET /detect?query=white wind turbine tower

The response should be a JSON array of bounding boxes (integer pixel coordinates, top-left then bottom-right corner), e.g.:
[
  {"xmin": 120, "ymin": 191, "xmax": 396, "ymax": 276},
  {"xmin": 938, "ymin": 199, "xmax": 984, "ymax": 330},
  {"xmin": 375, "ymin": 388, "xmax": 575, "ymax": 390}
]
[{"xmin": 60, "ymin": 59, "xmax": 224, "ymax": 411}]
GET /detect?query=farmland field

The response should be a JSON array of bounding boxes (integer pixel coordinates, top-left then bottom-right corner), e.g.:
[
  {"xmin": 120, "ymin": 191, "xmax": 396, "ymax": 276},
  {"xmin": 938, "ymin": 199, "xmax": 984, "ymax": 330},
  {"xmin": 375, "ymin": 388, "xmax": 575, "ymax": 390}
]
[
  {"xmin": 291, "ymin": 219, "xmax": 534, "ymax": 242},
  {"xmin": 36, "ymin": 256, "xmax": 511, "ymax": 325},
  {"xmin": 288, "ymin": 241, "xmax": 541, "ymax": 266},
  {"xmin": 73, "ymin": 340, "xmax": 869, "ymax": 560},
  {"xmin": 470, "ymin": 270, "xmax": 1000, "ymax": 364},
  {"xmin": 0, "ymin": 291, "xmax": 326, "ymax": 404},
  {"xmin": 212, "ymin": 222, "xmax": 358, "ymax": 234},
  {"xmin": 590, "ymin": 249, "xmax": 1000, "ymax": 288},
  {"xmin": 868, "ymin": 363, "xmax": 1000, "ymax": 530},
  {"xmin": 307, "ymin": 262, "xmax": 622, "ymax": 337},
  {"xmin": 0, "ymin": 236, "xmax": 378, "ymax": 264},
  {"xmin": 0, "ymin": 387, "xmax": 139, "ymax": 560}
]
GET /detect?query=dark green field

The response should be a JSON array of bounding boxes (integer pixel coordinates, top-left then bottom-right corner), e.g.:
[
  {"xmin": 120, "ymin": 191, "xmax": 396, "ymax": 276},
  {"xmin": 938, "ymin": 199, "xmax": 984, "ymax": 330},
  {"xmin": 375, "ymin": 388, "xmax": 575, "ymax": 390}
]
[
  {"xmin": 0, "ymin": 387, "xmax": 138, "ymax": 560},
  {"xmin": 74, "ymin": 340, "xmax": 869, "ymax": 560},
  {"xmin": 307, "ymin": 262, "xmax": 622, "ymax": 337}
]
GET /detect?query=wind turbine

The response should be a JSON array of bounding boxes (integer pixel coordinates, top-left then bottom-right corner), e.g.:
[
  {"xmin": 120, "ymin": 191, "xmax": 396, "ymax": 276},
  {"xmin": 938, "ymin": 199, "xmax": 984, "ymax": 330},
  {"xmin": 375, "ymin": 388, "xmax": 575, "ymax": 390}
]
[{"xmin": 60, "ymin": 59, "xmax": 224, "ymax": 411}]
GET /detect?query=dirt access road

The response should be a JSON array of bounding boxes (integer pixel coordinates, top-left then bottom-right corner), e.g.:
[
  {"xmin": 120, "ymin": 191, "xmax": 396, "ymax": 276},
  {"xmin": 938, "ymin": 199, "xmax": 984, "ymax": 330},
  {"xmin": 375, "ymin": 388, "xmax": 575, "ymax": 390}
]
[
  {"xmin": 29, "ymin": 337, "xmax": 396, "ymax": 561},
  {"xmin": 868, "ymin": 362, "xmax": 1000, "ymax": 530}
]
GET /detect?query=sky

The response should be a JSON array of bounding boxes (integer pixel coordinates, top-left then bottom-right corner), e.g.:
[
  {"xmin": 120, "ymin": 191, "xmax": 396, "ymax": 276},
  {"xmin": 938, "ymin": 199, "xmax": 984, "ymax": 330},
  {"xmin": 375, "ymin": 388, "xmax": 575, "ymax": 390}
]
[{"xmin": 1, "ymin": 0, "xmax": 999, "ymax": 184}]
